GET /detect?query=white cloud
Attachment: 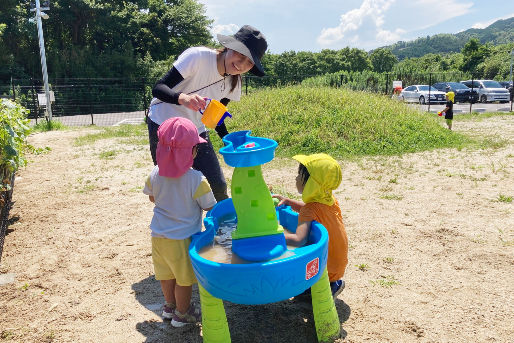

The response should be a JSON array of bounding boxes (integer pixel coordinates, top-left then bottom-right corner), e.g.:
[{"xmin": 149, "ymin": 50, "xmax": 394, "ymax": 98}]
[
  {"xmin": 210, "ymin": 24, "xmax": 240, "ymax": 36},
  {"xmin": 317, "ymin": 0, "xmax": 473, "ymax": 49},
  {"xmin": 317, "ymin": 0, "xmax": 397, "ymax": 48},
  {"xmin": 472, "ymin": 12, "xmax": 514, "ymax": 29}
]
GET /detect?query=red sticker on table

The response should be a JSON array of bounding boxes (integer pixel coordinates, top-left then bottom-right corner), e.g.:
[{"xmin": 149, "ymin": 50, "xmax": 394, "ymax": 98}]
[{"xmin": 305, "ymin": 258, "xmax": 319, "ymax": 280}]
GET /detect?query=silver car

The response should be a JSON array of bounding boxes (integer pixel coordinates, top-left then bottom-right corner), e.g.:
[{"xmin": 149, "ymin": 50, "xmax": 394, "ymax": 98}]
[
  {"xmin": 399, "ymin": 85, "xmax": 446, "ymax": 104},
  {"xmin": 460, "ymin": 80, "xmax": 510, "ymax": 103}
]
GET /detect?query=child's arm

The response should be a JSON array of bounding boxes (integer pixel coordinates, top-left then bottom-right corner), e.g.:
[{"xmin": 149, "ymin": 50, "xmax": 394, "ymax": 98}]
[
  {"xmin": 272, "ymin": 194, "xmax": 305, "ymax": 212},
  {"xmin": 284, "ymin": 220, "xmax": 311, "ymax": 247}
]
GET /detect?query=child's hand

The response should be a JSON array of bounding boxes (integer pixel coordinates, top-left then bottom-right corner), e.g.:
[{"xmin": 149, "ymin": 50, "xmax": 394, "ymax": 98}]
[{"xmin": 271, "ymin": 194, "xmax": 287, "ymax": 207}]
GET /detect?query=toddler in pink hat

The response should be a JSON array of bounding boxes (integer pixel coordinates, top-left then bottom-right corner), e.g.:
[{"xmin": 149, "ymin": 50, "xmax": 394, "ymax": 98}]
[
  {"xmin": 143, "ymin": 117, "xmax": 216, "ymax": 327},
  {"xmin": 156, "ymin": 117, "xmax": 207, "ymax": 178}
]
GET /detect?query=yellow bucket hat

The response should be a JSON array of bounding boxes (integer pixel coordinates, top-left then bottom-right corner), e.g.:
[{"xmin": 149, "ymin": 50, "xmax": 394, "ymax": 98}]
[
  {"xmin": 292, "ymin": 153, "xmax": 342, "ymax": 206},
  {"xmin": 446, "ymin": 91, "xmax": 455, "ymax": 103}
]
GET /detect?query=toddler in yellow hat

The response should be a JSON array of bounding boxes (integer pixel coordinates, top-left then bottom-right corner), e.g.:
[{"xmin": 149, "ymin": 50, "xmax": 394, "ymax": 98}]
[{"xmin": 272, "ymin": 153, "xmax": 348, "ymax": 299}]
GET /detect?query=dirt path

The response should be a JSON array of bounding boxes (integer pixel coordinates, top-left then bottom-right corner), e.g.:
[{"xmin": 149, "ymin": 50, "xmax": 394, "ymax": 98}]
[{"xmin": 1, "ymin": 116, "xmax": 513, "ymax": 342}]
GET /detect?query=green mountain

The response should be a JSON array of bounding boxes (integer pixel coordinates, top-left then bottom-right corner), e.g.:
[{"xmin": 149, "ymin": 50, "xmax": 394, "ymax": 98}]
[{"xmin": 383, "ymin": 17, "xmax": 514, "ymax": 60}]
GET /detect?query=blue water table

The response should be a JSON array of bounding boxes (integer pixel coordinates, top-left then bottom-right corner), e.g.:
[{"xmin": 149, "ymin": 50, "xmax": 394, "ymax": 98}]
[{"xmin": 189, "ymin": 131, "xmax": 340, "ymax": 342}]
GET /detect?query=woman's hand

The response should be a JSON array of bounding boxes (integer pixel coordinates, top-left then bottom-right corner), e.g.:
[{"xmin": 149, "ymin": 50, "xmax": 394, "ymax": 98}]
[{"xmin": 178, "ymin": 93, "xmax": 207, "ymax": 112}]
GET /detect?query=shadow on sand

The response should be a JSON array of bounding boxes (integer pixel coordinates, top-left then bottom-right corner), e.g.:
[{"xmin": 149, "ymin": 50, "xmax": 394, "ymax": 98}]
[{"xmin": 133, "ymin": 275, "xmax": 351, "ymax": 343}]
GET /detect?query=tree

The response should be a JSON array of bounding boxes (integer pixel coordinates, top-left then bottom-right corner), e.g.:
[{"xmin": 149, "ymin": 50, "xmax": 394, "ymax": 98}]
[
  {"xmin": 459, "ymin": 38, "xmax": 491, "ymax": 75},
  {"xmin": 0, "ymin": 0, "xmax": 213, "ymax": 79},
  {"xmin": 369, "ymin": 48, "xmax": 398, "ymax": 73}
]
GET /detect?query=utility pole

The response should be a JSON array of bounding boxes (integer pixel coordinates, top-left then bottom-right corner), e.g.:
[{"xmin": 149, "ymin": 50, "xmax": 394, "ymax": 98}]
[{"xmin": 30, "ymin": 0, "xmax": 52, "ymax": 120}]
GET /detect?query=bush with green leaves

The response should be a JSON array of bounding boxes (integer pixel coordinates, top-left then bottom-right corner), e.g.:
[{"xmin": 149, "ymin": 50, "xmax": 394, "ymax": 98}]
[{"xmin": 1, "ymin": 99, "xmax": 31, "ymax": 192}]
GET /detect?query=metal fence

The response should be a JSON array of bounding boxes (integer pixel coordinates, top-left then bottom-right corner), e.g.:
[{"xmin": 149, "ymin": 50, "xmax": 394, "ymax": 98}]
[{"xmin": 1, "ymin": 78, "xmax": 151, "ymax": 126}]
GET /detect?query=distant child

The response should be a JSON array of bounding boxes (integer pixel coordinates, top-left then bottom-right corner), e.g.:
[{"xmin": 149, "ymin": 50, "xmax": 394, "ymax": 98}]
[
  {"xmin": 272, "ymin": 153, "xmax": 348, "ymax": 298},
  {"xmin": 143, "ymin": 117, "xmax": 216, "ymax": 327},
  {"xmin": 439, "ymin": 91, "xmax": 454, "ymax": 130},
  {"xmin": 391, "ymin": 86, "xmax": 403, "ymax": 100}
]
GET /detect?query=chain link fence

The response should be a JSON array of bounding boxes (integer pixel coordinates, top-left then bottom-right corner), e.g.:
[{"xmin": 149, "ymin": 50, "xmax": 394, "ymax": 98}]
[{"xmin": 1, "ymin": 78, "xmax": 151, "ymax": 126}]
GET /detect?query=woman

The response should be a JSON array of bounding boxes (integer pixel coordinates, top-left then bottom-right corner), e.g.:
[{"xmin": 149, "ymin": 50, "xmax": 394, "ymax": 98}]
[{"xmin": 147, "ymin": 25, "xmax": 268, "ymax": 201}]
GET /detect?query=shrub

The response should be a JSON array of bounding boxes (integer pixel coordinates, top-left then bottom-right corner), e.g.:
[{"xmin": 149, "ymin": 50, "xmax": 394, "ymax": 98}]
[{"xmin": 1, "ymin": 99, "xmax": 32, "ymax": 192}]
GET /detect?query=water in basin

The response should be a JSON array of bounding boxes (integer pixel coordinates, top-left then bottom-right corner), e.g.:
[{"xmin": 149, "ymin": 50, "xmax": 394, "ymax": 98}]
[{"xmin": 199, "ymin": 216, "xmax": 296, "ymax": 264}]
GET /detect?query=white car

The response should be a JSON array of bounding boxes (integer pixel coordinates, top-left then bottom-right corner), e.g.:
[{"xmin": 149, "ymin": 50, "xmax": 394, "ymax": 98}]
[
  {"xmin": 399, "ymin": 85, "xmax": 446, "ymax": 104},
  {"xmin": 460, "ymin": 80, "xmax": 510, "ymax": 103}
]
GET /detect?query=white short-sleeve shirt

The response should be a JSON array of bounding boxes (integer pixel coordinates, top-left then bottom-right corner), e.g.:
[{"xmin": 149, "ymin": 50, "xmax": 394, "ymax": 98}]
[
  {"xmin": 148, "ymin": 47, "xmax": 242, "ymax": 133},
  {"xmin": 143, "ymin": 166, "xmax": 217, "ymax": 240}
]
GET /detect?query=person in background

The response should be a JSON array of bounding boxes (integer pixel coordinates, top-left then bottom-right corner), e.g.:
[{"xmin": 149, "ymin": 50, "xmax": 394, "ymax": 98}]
[
  {"xmin": 272, "ymin": 153, "xmax": 348, "ymax": 299},
  {"xmin": 143, "ymin": 117, "xmax": 216, "ymax": 327},
  {"xmin": 391, "ymin": 86, "xmax": 403, "ymax": 100},
  {"xmin": 439, "ymin": 91, "xmax": 454, "ymax": 130},
  {"xmin": 146, "ymin": 25, "xmax": 268, "ymax": 201}
]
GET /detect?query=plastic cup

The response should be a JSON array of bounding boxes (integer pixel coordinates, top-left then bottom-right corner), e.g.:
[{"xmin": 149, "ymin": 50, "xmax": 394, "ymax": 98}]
[{"xmin": 201, "ymin": 99, "xmax": 229, "ymax": 129}]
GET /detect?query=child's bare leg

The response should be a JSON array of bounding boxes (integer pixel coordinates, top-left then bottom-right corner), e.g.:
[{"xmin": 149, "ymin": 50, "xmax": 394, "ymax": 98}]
[
  {"xmin": 160, "ymin": 279, "xmax": 176, "ymax": 306},
  {"xmin": 175, "ymin": 285, "xmax": 193, "ymax": 313}
]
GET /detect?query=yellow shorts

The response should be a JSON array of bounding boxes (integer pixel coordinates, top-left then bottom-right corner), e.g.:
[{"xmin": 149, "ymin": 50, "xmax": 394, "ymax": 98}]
[{"xmin": 151, "ymin": 236, "xmax": 197, "ymax": 286}]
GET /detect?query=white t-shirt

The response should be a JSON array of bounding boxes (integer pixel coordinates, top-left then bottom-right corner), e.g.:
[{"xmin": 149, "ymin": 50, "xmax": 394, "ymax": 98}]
[
  {"xmin": 148, "ymin": 47, "xmax": 242, "ymax": 134},
  {"xmin": 143, "ymin": 166, "xmax": 217, "ymax": 240}
]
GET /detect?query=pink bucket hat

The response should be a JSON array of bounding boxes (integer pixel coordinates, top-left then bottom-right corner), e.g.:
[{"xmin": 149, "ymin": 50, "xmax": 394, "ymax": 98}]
[{"xmin": 156, "ymin": 117, "xmax": 207, "ymax": 178}]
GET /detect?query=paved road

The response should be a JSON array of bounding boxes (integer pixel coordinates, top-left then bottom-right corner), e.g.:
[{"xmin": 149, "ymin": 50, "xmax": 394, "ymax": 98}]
[
  {"xmin": 30, "ymin": 111, "xmax": 146, "ymax": 127},
  {"xmin": 411, "ymin": 102, "xmax": 513, "ymax": 114}
]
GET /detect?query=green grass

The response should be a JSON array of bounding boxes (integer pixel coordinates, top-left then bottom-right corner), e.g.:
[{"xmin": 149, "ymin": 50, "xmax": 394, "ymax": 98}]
[
  {"xmin": 355, "ymin": 263, "xmax": 369, "ymax": 271},
  {"xmin": 497, "ymin": 194, "xmax": 512, "ymax": 203},
  {"xmin": 371, "ymin": 275, "xmax": 399, "ymax": 288},
  {"xmin": 454, "ymin": 111, "xmax": 514, "ymax": 122},
  {"xmin": 74, "ymin": 123, "xmax": 147, "ymax": 146},
  {"xmin": 225, "ymin": 86, "xmax": 474, "ymax": 158},
  {"xmin": 32, "ymin": 120, "xmax": 68, "ymax": 132},
  {"xmin": 69, "ymin": 87, "xmax": 507, "ymax": 160},
  {"xmin": 98, "ymin": 150, "xmax": 118, "ymax": 160},
  {"xmin": 380, "ymin": 194, "xmax": 403, "ymax": 200}
]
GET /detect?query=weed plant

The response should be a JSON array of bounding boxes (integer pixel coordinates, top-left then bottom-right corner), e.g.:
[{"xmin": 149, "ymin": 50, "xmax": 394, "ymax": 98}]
[
  {"xmin": 74, "ymin": 123, "xmax": 147, "ymax": 146},
  {"xmin": 32, "ymin": 120, "xmax": 67, "ymax": 132}
]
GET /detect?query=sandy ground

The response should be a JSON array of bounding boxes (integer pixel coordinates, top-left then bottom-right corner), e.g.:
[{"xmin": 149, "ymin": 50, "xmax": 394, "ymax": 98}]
[{"xmin": 1, "ymin": 115, "xmax": 513, "ymax": 343}]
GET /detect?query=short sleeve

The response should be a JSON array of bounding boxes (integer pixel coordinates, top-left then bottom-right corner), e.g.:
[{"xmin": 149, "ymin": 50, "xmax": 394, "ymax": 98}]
[
  {"xmin": 173, "ymin": 48, "xmax": 200, "ymax": 80},
  {"xmin": 298, "ymin": 203, "xmax": 316, "ymax": 223},
  {"xmin": 194, "ymin": 177, "xmax": 217, "ymax": 210},
  {"xmin": 143, "ymin": 175, "xmax": 153, "ymax": 196}
]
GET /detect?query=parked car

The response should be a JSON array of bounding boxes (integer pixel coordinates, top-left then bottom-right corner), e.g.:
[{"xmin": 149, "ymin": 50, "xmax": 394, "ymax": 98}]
[
  {"xmin": 460, "ymin": 80, "xmax": 510, "ymax": 103},
  {"xmin": 399, "ymin": 85, "xmax": 446, "ymax": 104},
  {"xmin": 432, "ymin": 82, "xmax": 479, "ymax": 103},
  {"xmin": 499, "ymin": 81, "xmax": 513, "ymax": 89}
]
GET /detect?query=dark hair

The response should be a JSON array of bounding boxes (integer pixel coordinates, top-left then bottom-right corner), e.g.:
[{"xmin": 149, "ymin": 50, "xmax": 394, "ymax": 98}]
[
  {"xmin": 218, "ymin": 48, "xmax": 242, "ymax": 92},
  {"xmin": 298, "ymin": 163, "xmax": 310, "ymax": 186}
]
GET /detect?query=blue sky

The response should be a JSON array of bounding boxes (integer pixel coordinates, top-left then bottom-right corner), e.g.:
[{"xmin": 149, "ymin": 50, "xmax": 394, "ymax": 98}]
[{"xmin": 198, "ymin": 0, "xmax": 514, "ymax": 53}]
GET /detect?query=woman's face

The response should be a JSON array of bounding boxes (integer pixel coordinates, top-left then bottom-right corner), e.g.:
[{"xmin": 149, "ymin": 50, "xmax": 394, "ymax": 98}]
[{"xmin": 224, "ymin": 49, "xmax": 254, "ymax": 75}]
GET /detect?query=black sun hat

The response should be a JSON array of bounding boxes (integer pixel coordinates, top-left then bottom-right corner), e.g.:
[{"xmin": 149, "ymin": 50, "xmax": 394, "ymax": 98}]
[{"xmin": 217, "ymin": 25, "xmax": 268, "ymax": 77}]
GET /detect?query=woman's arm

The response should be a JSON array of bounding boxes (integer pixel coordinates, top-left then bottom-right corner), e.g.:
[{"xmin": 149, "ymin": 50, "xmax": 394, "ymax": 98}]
[{"xmin": 152, "ymin": 67, "xmax": 184, "ymax": 105}]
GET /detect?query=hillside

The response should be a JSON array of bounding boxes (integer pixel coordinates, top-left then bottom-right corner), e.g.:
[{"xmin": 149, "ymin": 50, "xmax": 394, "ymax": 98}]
[{"xmin": 383, "ymin": 17, "xmax": 514, "ymax": 60}]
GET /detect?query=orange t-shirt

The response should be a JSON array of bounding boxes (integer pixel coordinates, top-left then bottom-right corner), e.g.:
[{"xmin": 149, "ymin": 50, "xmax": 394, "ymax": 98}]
[{"xmin": 298, "ymin": 199, "xmax": 348, "ymax": 281}]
